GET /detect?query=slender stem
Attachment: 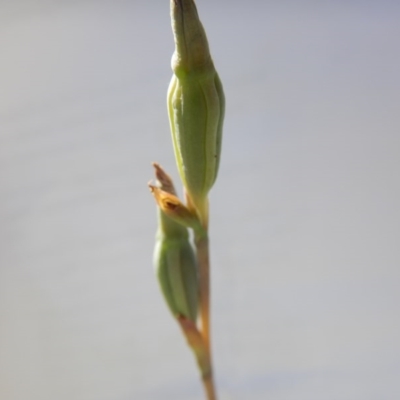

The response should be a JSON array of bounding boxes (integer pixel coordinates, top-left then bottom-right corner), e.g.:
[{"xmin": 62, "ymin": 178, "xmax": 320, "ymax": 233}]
[
  {"xmin": 203, "ymin": 374, "xmax": 217, "ymax": 400},
  {"xmin": 195, "ymin": 230, "xmax": 217, "ymax": 400},
  {"xmin": 196, "ymin": 234, "xmax": 211, "ymax": 354}
]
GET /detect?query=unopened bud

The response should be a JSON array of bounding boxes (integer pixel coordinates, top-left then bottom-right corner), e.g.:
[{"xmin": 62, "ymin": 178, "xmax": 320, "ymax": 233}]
[
  {"xmin": 168, "ymin": 0, "xmax": 225, "ymax": 222},
  {"xmin": 154, "ymin": 236, "xmax": 199, "ymax": 322},
  {"xmin": 150, "ymin": 163, "xmax": 199, "ymax": 322}
]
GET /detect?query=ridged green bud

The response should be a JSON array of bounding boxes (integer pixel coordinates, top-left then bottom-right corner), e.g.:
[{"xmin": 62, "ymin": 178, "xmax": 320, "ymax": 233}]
[
  {"xmin": 168, "ymin": 0, "xmax": 225, "ymax": 218},
  {"xmin": 151, "ymin": 164, "xmax": 199, "ymax": 323},
  {"xmin": 154, "ymin": 233, "xmax": 198, "ymax": 322}
]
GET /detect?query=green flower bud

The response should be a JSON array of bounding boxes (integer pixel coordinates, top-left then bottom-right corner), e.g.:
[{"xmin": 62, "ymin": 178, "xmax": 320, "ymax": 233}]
[
  {"xmin": 151, "ymin": 163, "xmax": 199, "ymax": 322},
  {"xmin": 154, "ymin": 234, "xmax": 199, "ymax": 322},
  {"xmin": 168, "ymin": 0, "xmax": 225, "ymax": 220}
]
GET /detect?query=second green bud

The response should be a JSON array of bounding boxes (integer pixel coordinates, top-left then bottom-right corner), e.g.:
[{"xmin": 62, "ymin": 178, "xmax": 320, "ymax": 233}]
[{"xmin": 154, "ymin": 232, "xmax": 199, "ymax": 323}]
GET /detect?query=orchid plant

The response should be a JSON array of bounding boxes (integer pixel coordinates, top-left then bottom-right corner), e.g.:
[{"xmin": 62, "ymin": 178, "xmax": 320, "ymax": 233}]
[{"xmin": 148, "ymin": 1, "xmax": 225, "ymax": 399}]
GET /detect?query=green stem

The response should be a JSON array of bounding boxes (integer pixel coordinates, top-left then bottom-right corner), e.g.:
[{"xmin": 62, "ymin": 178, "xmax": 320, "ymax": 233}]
[{"xmin": 195, "ymin": 230, "xmax": 217, "ymax": 400}]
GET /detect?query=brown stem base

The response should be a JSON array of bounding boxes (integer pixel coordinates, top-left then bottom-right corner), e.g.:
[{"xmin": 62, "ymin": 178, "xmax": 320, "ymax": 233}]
[{"xmin": 202, "ymin": 373, "xmax": 217, "ymax": 400}]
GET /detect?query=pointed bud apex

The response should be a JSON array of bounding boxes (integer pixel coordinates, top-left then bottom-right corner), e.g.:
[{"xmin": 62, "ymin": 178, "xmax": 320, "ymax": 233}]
[
  {"xmin": 170, "ymin": 0, "xmax": 211, "ymax": 75},
  {"xmin": 152, "ymin": 162, "xmax": 177, "ymax": 196}
]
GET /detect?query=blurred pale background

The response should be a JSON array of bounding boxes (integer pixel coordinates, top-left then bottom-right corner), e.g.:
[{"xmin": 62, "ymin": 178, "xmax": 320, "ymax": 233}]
[{"xmin": 1, "ymin": 1, "xmax": 399, "ymax": 399}]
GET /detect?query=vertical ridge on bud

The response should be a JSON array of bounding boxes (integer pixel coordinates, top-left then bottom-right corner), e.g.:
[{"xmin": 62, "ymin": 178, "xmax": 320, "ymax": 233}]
[{"xmin": 154, "ymin": 236, "xmax": 198, "ymax": 322}]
